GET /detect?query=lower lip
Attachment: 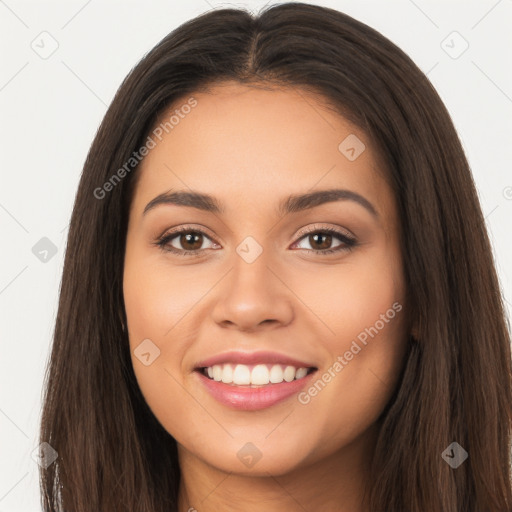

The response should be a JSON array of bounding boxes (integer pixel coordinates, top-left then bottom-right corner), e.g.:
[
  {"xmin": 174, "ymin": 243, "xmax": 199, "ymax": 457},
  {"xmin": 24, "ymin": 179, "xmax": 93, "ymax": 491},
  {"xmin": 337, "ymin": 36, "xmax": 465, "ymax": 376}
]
[{"xmin": 196, "ymin": 370, "xmax": 316, "ymax": 411}]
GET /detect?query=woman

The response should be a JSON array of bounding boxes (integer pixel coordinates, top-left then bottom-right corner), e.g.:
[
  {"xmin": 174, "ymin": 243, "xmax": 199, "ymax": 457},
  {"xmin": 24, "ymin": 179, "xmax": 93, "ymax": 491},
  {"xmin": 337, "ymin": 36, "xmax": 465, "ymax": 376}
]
[{"xmin": 39, "ymin": 3, "xmax": 512, "ymax": 511}]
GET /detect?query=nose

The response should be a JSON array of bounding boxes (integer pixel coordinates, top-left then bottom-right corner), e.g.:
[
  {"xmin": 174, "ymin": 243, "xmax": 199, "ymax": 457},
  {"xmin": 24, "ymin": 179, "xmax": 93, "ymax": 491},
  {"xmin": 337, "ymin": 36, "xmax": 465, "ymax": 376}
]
[{"xmin": 210, "ymin": 249, "xmax": 294, "ymax": 332}]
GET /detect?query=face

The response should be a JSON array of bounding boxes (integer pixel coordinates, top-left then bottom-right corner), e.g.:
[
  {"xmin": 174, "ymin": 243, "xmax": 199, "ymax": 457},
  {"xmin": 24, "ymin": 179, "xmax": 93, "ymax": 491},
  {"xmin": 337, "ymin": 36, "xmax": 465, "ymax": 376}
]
[{"xmin": 123, "ymin": 81, "xmax": 409, "ymax": 476}]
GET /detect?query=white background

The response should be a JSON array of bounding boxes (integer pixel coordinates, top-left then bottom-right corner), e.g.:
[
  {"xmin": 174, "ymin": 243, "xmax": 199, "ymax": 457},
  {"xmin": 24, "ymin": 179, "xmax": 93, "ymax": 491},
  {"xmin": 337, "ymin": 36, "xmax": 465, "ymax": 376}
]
[{"xmin": 1, "ymin": 0, "xmax": 511, "ymax": 509}]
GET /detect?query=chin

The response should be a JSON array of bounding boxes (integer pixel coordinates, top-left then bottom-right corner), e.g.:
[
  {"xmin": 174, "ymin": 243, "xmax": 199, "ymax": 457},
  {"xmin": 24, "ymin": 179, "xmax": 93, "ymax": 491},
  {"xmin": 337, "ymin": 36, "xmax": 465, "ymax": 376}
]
[{"xmin": 180, "ymin": 435, "xmax": 313, "ymax": 477}]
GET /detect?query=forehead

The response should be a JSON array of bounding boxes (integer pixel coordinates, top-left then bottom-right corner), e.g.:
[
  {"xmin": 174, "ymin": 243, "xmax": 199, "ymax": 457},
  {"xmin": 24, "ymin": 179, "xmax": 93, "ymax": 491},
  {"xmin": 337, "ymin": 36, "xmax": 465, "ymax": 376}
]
[{"xmin": 131, "ymin": 82, "xmax": 393, "ymax": 219}]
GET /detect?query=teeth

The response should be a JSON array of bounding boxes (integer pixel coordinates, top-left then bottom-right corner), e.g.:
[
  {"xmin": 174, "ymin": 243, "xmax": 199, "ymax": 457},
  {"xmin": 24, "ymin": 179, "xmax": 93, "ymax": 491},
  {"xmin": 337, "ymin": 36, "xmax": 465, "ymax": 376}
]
[
  {"xmin": 269, "ymin": 364, "xmax": 284, "ymax": 383},
  {"xmin": 221, "ymin": 364, "xmax": 233, "ymax": 384},
  {"xmin": 251, "ymin": 364, "xmax": 269, "ymax": 385},
  {"xmin": 283, "ymin": 366, "xmax": 295, "ymax": 382},
  {"xmin": 295, "ymin": 367, "xmax": 308, "ymax": 379},
  {"xmin": 212, "ymin": 365, "xmax": 222, "ymax": 381},
  {"xmin": 205, "ymin": 363, "xmax": 311, "ymax": 385},
  {"xmin": 233, "ymin": 364, "xmax": 251, "ymax": 385}
]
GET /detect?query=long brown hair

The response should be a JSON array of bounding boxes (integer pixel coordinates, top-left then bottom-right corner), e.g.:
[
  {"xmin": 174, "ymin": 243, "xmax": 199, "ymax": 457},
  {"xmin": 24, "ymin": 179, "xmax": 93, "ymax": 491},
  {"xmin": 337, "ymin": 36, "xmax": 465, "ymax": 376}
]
[{"xmin": 39, "ymin": 3, "xmax": 512, "ymax": 510}]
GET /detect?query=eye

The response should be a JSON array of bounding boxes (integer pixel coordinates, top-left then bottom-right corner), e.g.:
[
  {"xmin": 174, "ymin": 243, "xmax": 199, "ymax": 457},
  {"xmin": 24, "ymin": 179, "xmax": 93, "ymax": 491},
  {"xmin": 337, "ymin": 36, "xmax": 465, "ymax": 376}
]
[
  {"xmin": 291, "ymin": 225, "xmax": 357, "ymax": 254},
  {"xmin": 154, "ymin": 226, "xmax": 219, "ymax": 256},
  {"xmin": 154, "ymin": 224, "xmax": 357, "ymax": 257}
]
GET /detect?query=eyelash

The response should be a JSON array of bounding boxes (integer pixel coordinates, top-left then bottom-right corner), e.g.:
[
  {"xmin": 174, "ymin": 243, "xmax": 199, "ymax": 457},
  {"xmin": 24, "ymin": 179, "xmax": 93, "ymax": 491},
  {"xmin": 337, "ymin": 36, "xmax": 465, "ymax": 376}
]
[{"xmin": 153, "ymin": 224, "xmax": 357, "ymax": 257}]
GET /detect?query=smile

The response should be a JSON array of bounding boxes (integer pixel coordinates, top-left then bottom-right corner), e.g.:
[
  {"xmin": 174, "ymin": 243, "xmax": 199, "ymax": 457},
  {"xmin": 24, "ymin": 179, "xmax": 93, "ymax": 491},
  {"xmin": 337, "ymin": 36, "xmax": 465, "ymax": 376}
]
[
  {"xmin": 193, "ymin": 351, "xmax": 318, "ymax": 410},
  {"xmin": 200, "ymin": 363, "xmax": 315, "ymax": 386}
]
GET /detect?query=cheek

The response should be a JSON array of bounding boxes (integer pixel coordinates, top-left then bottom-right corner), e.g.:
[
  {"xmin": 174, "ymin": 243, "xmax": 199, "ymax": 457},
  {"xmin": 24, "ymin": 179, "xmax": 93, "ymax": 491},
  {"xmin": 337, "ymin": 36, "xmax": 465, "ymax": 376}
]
[
  {"xmin": 122, "ymin": 243, "xmax": 198, "ymax": 424},
  {"xmin": 292, "ymin": 252, "xmax": 407, "ymax": 451},
  {"xmin": 331, "ymin": 264, "xmax": 403, "ymax": 344},
  {"xmin": 123, "ymin": 243, "xmax": 205, "ymax": 349},
  {"xmin": 289, "ymin": 246, "xmax": 405, "ymax": 347}
]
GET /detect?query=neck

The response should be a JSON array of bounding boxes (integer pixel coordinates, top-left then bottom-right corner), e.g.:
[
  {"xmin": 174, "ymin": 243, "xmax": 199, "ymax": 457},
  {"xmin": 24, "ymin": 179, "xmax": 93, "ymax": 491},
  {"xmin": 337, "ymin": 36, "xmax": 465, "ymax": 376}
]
[{"xmin": 177, "ymin": 423, "xmax": 378, "ymax": 512}]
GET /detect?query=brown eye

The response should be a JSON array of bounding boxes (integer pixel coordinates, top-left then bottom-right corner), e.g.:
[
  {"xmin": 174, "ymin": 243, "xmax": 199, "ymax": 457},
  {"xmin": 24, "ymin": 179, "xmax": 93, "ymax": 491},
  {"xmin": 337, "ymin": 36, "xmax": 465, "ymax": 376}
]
[
  {"xmin": 155, "ymin": 227, "xmax": 219, "ymax": 255},
  {"xmin": 293, "ymin": 227, "xmax": 357, "ymax": 254},
  {"xmin": 176, "ymin": 232, "xmax": 204, "ymax": 251},
  {"xmin": 308, "ymin": 232, "xmax": 333, "ymax": 250}
]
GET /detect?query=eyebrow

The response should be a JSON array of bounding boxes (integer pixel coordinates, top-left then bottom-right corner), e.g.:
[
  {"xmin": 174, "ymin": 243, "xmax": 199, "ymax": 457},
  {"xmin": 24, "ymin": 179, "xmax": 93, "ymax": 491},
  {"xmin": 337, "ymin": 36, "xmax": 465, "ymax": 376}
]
[{"xmin": 143, "ymin": 188, "xmax": 378, "ymax": 218}]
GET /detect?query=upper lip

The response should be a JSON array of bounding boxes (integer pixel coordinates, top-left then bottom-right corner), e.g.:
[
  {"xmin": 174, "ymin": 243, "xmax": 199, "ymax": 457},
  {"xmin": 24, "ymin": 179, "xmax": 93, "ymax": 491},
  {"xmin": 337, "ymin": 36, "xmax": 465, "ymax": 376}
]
[{"xmin": 194, "ymin": 350, "xmax": 317, "ymax": 369}]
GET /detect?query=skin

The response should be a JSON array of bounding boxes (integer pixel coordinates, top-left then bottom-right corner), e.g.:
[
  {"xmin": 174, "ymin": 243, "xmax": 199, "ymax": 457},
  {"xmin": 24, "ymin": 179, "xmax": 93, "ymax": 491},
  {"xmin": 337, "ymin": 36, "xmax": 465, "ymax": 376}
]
[{"xmin": 123, "ymin": 81, "xmax": 411, "ymax": 512}]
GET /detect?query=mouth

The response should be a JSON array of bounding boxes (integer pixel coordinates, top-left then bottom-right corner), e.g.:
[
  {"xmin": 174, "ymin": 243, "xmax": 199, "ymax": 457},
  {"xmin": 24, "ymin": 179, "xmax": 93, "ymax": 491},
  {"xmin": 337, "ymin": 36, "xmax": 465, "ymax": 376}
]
[
  {"xmin": 193, "ymin": 352, "xmax": 318, "ymax": 410},
  {"xmin": 197, "ymin": 363, "xmax": 317, "ymax": 386}
]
